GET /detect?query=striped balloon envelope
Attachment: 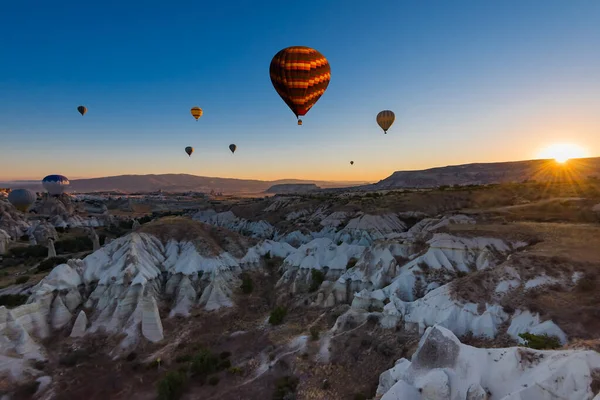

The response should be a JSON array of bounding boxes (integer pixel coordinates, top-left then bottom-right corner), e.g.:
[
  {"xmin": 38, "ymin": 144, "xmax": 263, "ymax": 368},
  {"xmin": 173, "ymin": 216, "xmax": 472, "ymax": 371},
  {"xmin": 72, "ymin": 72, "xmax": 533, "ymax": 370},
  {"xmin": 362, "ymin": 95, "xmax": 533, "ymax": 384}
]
[
  {"xmin": 376, "ymin": 110, "xmax": 395, "ymax": 134},
  {"xmin": 269, "ymin": 46, "xmax": 331, "ymax": 125}
]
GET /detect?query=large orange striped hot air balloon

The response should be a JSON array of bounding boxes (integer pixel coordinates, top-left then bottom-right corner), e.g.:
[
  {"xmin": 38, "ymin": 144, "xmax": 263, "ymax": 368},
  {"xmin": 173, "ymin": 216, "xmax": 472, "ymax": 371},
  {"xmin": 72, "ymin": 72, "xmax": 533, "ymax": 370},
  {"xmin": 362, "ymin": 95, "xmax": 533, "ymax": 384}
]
[
  {"xmin": 376, "ymin": 110, "xmax": 395, "ymax": 134},
  {"xmin": 191, "ymin": 107, "xmax": 203, "ymax": 121},
  {"xmin": 269, "ymin": 46, "xmax": 331, "ymax": 126}
]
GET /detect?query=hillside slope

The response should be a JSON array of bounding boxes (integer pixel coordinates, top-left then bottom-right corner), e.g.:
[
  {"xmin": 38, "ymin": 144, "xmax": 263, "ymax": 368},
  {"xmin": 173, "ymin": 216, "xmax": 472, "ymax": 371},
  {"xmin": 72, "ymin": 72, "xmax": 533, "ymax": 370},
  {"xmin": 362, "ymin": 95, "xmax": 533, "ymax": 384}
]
[{"xmin": 370, "ymin": 157, "xmax": 600, "ymax": 189}]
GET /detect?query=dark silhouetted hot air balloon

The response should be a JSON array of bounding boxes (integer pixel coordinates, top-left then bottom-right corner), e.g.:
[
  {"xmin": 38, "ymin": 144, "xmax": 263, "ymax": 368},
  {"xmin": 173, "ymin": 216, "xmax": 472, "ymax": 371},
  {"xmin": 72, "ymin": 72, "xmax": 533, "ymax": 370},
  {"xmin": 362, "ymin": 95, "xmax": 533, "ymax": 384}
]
[
  {"xmin": 270, "ymin": 46, "xmax": 331, "ymax": 125},
  {"xmin": 229, "ymin": 144, "xmax": 237, "ymax": 154},
  {"xmin": 185, "ymin": 146, "xmax": 194, "ymax": 157},
  {"xmin": 191, "ymin": 107, "xmax": 203, "ymax": 121},
  {"xmin": 77, "ymin": 106, "xmax": 87, "ymax": 116},
  {"xmin": 8, "ymin": 189, "xmax": 37, "ymax": 212},
  {"xmin": 42, "ymin": 175, "xmax": 70, "ymax": 196},
  {"xmin": 350, "ymin": 161, "xmax": 354, "ymax": 165},
  {"xmin": 376, "ymin": 110, "xmax": 395, "ymax": 134}
]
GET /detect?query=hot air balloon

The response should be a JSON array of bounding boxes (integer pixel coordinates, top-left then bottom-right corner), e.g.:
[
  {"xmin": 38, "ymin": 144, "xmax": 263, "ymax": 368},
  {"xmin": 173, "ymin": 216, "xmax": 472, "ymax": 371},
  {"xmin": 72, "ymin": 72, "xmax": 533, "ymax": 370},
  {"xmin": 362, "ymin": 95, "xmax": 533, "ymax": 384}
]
[
  {"xmin": 42, "ymin": 175, "xmax": 70, "ymax": 196},
  {"xmin": 229, "ymin": 144, "xmax": 237, "ymax": 154},
  {"xmin": 376, "ymin": 110, "xmax": 395, "ymax": 134},
  {"xmin": 7, "ymin": 189, "xmax": 37, "ymax": 212},
  {"xmin": 185, "ymin": 146, "xmax": 194, "ymax": 157},
  {"xmin": 77, "ymin": 106, "xmax": 87, "ymax": 116},
  {"xmin": 270, "ymin": 46, "xmax": 331, "ymax": 125},
  {"xmin": 350, "ymin": 161, "xmax": 354, "ymax": 165},
  {"xmin": 191, "ymin": 107, "xmax": 203, "ymax": 121}
]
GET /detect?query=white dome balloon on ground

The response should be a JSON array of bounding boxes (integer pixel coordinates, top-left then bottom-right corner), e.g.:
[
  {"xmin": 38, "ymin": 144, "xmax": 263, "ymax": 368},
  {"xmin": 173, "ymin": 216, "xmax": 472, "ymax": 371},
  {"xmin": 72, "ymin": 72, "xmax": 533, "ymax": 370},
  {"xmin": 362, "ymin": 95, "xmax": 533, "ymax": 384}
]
[
  {"xmin": 42, "ymin": 175, "xmax": 70, "ymax": 196},
  {"xmin": 7, "ymin": 189, "xmax": 37, "ymax": 212}
]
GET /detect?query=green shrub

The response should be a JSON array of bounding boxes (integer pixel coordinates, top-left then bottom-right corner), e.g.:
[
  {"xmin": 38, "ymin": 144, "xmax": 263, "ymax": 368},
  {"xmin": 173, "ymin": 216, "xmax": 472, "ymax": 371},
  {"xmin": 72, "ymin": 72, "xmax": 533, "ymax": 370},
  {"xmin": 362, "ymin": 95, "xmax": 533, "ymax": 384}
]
[
  {"xmin": 157, "ymin": 371, "xmax": 187, "ymax": 400},
  {"xmin": 309, "ymin": 269, "xmax": 325, "ymax": 292},
  {"xmin": 269, "ymin": 306, "xmax": 287, "ymax": 325},
  {"xmin": 0, "ymin": 294, "xmax": 29, "ymax": 308},
  {"xmin": 37, "ymin": 256, "xmax": 68, "ymax": 273},
  {"xmin": 54, "ymin": 236, "xmax": 93, "ymax": 254},
  {"xmin": 518, "ymin": 333, "xmax": 561, "ymax": 350},
  {"xmin": 9, "ymin": 245, "xmax": 47, "ymax": 259},
  {"xmin": 59, "ymin": 350, "xmax": 88, "ymax": 367},
  {"xmin": 15, "ymin": 275, "xmax": 30, "ymax": 284},
  {"xmin": 175, "ymin": 354, "xmax": 193, "ymax": 363},
  {"xmin": 273, "ymin": 376, "xmax": 299, "ymax": 400},
  {"xmin": 208, "ymin": 376, "xmax": 220, "ymax": 386},
  {"xmin": 218, "ymin": 359, "xmax": 231, "ymax": 369},
  {"xmin": 190, "ymin": 349, "xmax": 220, "ymax": 377},
  {"xmin": 310, "ymin": 326, "xmax": 320, "ymax": 341},
  {"xmin": 228, "ymin": 366, "xmax": 243, "ymax": 375},
  {"xmin": 240, "ymin": 273, "xmax": 253, "ymax": 294}
]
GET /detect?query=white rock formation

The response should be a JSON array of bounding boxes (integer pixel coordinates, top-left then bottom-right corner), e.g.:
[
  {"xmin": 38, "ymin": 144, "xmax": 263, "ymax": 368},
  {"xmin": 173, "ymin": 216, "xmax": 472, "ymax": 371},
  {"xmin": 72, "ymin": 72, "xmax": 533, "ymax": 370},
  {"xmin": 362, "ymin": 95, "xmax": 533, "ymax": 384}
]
[
  {"xmin": 26, "ymin": 220, "xmax": 58, "ymax": 246},
  {"xmin": 0, "ymin": 228, "xmax": 10, "ymax": 255},
  {"xmin": 377, "ymin": 325, "xmax": 600, "ymax": 400},
  {"xmin": 193, "ymin": 209, "xmax": 275, "ymax": 239},
  {"xmin": 70, "ymin": 310, "xmax": 88, "ymax": 337},
  {"xmin": 47, "ymin": 238, "xmax": 56, "ymax": 258},
  {"xmin": 0, "ymin": 201, "xmax": 31, "ymax": 240}
]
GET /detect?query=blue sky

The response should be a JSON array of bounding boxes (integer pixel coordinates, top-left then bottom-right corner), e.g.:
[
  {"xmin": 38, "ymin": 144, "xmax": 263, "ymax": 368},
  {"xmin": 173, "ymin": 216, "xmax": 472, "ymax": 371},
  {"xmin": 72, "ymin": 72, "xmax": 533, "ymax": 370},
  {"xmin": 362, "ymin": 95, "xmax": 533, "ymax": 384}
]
[{"xmin": 1, "ymin": 0, "xmax": 599, "ymax": 181}]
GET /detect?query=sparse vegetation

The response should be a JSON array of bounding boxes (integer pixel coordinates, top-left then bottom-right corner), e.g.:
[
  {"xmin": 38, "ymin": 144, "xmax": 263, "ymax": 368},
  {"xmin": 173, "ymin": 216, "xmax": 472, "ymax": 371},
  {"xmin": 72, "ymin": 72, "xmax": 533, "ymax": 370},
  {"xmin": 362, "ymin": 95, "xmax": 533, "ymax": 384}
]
[
  {"xmin": 0, "ymin": 293, "xmax": 28, "ymax": 308},
  {"xmin": 9, "ymin": 245, "xmax": 47, "ymax": 259},
  {"xmin": 157, "ymin": 371, "xmax": 187, "ymax": 400},
  {"xmin": 190, "ymin": 349, "xmax": 220, "ymax": 377},
  {"xmin": 309, "ymin": 268, "xmax": 325, "ymax": 292},
  {"xmin": 310, "ymin": 326, "xmax": 320, "ymax": 340},
  {"xmin": 228, "ymin": 366, "xmax": 243, "ymax": 375},
  {"xmin": 59, "ymin": 350, "xmax": 89, "ymax": 367},
  {"xmin": 240, "ymin": 273, "xmax": 253, "ymax": 294},
  {"xmin": 273, "ymin": 375, "xmax": 299, "ymax": 400},
  {"xmin": 36, "ymin": 256, "xmax": 68, "ymax": 272},
  {"xmin": 15, "ymin": 275, "xmax": 30, "ymax": 284},
  {"xmin": 518, "ymin": 333, "xmax": 561, "ymax": 350},
  {"xmin": 54, "ymin": 236, "xmax": 93, "ymax": 254},
  {"xmin": 208, "ymin": 376, "xmax": 220, "ymax": 386},
  {"xmin": 269, "ymin": 306, "xmax": 288, "ymax": 325}
]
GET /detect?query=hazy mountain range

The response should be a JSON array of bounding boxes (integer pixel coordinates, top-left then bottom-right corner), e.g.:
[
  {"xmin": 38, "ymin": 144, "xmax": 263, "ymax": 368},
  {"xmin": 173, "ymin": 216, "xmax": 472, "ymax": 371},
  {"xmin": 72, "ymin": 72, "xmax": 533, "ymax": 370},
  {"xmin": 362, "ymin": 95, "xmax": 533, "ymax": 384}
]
[
  {"xmin": 2, "ymin": 157, "xmax": 598, "ymax": 194},
  {"xmin": 0, "ymin": 174, "xmax": 369, "ymax": 194}
]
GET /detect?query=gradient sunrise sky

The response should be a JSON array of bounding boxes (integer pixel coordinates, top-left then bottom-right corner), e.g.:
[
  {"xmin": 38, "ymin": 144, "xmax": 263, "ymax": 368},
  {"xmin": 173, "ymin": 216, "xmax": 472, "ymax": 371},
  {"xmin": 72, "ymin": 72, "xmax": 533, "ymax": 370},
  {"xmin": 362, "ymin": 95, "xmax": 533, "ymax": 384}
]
[{"xmin": 1, "ymin": 0, "xmax": 599, "ymax": 182}]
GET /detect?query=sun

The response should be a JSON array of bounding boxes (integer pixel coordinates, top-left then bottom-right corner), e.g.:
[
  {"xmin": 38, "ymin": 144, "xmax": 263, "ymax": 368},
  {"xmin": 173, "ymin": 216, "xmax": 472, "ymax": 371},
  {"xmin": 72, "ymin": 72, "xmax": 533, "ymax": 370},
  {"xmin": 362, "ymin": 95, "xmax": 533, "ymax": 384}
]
[{"xmin": 536, "ymin": 143, "xmax": 589, "ymax": 164}]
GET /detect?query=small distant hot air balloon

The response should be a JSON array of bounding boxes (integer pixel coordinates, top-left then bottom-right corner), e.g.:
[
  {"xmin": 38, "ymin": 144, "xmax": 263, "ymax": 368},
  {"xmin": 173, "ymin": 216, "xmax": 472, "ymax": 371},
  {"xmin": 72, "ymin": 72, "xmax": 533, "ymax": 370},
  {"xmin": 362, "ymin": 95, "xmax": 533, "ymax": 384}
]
[
  {"xmin": 185, "ymin": 146, "xmax": 194, "ymax": 157},
  {"xmin": 77, "ymin": 106, "xmax": 87, "ymax": 116},
  {"xmin": 376, "ymin": 110, "xmax": 395, "ymax": 134},
  {"xmin": 270, "ymin": 46, "xmax": 331, "ymax": 125},
  {"xmin": 7, "ymin": 189, "xmax": 37, "ymax": 212},
  {"xmin": 350, "ymin": 161, "xmax": 354, "ymax": 165},
  {"xmin": 229, "ymin": 144, "xmax": 237, "ymax": 154},
  {"xmin": 191, "ymin": 107, "xmax": 203, "ymax": 121},
  {"xmin": 42, "ymin": 175, "xmax": 70, "ymax": 196}
]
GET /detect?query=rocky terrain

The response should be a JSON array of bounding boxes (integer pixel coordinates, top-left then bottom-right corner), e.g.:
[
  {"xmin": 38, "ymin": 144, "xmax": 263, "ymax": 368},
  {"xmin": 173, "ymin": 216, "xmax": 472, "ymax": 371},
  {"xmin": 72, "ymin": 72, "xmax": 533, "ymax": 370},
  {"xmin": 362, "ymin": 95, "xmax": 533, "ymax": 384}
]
[{"xmin": 1, "ymin": 178, "xmax": 599, "ymax": 399}]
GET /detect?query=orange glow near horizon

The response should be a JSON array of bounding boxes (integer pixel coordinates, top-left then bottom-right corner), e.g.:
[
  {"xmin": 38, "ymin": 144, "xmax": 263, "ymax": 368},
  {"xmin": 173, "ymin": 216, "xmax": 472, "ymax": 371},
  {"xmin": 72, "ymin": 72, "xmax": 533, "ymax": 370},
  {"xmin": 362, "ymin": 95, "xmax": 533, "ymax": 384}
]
[{"xmin": 536, "ymin": 143, "xmax": 589, "ymax": 164}]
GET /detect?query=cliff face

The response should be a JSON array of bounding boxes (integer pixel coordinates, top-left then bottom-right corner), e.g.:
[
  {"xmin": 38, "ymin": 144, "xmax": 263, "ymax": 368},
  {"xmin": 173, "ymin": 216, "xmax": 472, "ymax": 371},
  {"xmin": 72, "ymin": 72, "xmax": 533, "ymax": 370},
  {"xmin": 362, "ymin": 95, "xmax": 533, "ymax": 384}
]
[{"xmin": 266, "ymin": 183, "xmax": 321, "ymax": 194}]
